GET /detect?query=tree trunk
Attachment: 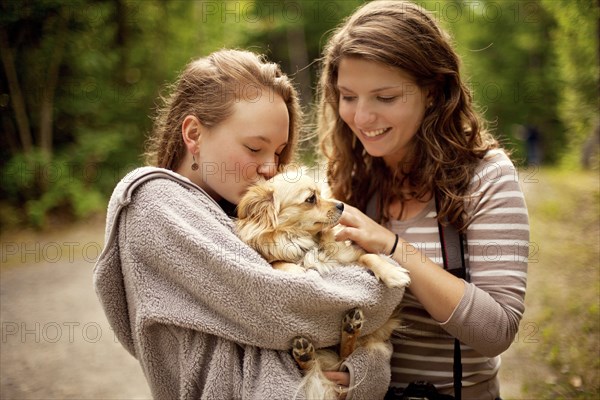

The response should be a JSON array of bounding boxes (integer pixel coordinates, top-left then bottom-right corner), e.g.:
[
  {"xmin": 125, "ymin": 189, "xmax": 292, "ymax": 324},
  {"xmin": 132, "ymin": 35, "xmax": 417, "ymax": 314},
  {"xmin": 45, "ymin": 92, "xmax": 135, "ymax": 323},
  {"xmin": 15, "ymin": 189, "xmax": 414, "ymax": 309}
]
[
  {"xmin": 115, "ymin": 0, "xmax": 129, "ymax": 85},
  {"xmin": 0, "ymin": 28, "xmax": 33, "ymax": 154},
  {"xmin": 38, "ymin": 12, "xmax": 69, "ymax": 158}
]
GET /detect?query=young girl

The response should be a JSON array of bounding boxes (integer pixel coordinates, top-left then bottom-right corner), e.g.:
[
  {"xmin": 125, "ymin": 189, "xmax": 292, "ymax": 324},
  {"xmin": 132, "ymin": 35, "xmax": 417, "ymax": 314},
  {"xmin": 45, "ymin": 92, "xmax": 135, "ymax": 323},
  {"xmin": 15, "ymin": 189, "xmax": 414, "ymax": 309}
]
[
  {"xmin": 94, "ymin": 49, "xmax": 404, "ymax": 399},
  {"xmin": 318, "ymin": 1, "xmax": 529, "ymax": 398}
]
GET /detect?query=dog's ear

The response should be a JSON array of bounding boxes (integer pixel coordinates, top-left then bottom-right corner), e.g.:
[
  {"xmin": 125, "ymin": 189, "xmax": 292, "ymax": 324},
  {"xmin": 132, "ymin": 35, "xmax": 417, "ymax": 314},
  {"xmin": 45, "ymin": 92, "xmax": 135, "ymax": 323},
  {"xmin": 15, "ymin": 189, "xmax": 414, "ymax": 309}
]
[{"xmin": 237, "ymin": 185, "xmax": 278, "ymax": 229}]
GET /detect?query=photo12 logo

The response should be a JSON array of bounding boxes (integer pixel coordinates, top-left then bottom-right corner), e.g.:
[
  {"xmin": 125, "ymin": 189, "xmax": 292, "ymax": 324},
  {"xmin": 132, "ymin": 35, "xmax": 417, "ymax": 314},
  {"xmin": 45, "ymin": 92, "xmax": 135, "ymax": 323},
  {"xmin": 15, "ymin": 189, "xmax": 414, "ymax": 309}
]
[
  {"xmin": 1, "ymin": 321, "xmax": 117, "ymax": 344},
  {"xmin": 1, "ymin": 241, "xmax": 102, "ymax": 264}
]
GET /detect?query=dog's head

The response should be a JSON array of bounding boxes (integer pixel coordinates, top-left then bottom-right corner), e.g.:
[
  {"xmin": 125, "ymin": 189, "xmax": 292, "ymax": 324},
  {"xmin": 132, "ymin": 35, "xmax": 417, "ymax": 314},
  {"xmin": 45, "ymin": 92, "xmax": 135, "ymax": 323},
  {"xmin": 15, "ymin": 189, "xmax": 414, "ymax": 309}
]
[{"xmin": 236, "ymin": 167, "xmax": 344, "ymax": 263}]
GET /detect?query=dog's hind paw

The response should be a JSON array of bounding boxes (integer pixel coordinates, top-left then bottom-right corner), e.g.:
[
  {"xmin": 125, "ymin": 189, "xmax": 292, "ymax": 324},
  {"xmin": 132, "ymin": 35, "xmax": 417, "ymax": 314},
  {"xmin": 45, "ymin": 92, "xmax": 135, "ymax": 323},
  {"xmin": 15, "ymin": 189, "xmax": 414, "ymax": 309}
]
[
  {"xmin": 292, "ymin": 336, "xmax": 315, "ymax": 369},
  {"xmin": 342, "ymin": 308, "xmax": 364, "ymax": 335},
  {"xmin": 340, "ymin": 308, "xmax": 364, "ymax": 359}
]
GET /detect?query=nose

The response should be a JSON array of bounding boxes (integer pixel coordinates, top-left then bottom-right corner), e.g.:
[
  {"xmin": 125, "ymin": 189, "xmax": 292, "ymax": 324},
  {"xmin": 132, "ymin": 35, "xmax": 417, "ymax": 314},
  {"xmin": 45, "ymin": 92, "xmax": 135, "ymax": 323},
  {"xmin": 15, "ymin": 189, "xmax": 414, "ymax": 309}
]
[
  {"xmin": 336, "ymin": 202, "xmax": 344, "ymax": 212},
  {"xmin": 257, "ymin": 160, "xmax": 278, "ymax": 180},
  {"xmin": 354, "ymin": 100, "xmax": 376, "ymax": 126}
]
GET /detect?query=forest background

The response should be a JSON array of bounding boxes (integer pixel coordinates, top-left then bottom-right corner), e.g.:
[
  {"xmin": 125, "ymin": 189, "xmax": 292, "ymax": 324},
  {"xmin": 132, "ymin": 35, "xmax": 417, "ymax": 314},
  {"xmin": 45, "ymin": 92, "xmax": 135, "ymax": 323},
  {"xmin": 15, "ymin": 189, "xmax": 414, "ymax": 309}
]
[{"xmin": 1, "ymin": 0, "xmax": 598, "ymax": 228}]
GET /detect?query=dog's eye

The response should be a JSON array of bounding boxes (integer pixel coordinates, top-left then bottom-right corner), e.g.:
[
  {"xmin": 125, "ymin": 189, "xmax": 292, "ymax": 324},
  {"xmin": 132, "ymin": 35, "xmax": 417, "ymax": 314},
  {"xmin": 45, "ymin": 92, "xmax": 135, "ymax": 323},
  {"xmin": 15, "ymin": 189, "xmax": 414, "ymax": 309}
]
[{"xmin": 305, "ymin": 194, "xmax": 317, "ymax": 204}]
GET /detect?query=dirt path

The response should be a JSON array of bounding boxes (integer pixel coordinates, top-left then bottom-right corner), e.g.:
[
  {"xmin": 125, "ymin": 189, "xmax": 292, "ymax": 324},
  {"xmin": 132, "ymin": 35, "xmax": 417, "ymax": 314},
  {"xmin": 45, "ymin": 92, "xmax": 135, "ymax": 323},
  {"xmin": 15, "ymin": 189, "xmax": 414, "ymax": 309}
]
[{"xmin": 0, "ymin": 217, "xmax": 151, "ymax": 399}]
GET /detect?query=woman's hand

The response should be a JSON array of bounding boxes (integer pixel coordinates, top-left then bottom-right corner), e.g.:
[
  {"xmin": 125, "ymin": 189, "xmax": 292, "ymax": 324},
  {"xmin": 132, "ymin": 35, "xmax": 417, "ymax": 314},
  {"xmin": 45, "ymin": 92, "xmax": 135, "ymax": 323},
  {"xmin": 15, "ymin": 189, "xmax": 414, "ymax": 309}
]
[
  {"xmin": 323, "ymin": 371, "xmax": 349, "ymax": 400},
  {"xmin": 335, "ymin": 203, "xmax": 397, "ymax": 255},
  {"xmin": 336, "ymin": 203, "xmax": 464, "ymax": 322}
]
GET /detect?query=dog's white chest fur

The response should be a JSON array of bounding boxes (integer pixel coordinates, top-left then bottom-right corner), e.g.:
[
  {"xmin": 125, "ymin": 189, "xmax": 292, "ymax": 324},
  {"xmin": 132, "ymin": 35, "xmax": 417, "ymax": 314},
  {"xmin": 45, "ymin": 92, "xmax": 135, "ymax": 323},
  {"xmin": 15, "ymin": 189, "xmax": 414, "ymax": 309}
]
[{"xmin": 302, "ymin": 227, "xmax": 364, "ymax": 274}]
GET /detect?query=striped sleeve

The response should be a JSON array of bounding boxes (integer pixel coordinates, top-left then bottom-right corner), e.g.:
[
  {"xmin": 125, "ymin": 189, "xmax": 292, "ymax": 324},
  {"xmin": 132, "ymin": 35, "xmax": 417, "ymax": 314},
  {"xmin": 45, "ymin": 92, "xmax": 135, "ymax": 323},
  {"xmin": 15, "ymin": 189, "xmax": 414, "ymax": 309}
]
[{"xmin": 439, "ymin": 149, "xmax": 529, "ymax": 357}]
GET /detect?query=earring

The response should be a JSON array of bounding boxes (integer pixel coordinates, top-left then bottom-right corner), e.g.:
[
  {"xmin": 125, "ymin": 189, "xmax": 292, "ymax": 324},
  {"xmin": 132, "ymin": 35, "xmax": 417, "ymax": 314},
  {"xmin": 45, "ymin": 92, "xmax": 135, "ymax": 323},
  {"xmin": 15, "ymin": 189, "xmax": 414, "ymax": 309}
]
[{"xmin": 191, "ymin": 155, "xmax": 199, "ymax": 171}]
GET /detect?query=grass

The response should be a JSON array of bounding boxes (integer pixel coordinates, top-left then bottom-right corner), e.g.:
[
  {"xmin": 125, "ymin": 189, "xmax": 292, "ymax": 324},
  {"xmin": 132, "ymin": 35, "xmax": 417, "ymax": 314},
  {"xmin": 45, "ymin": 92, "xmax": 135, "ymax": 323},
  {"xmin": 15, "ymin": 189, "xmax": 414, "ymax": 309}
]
[{"xmin": 509, "ymin": 167, "xmax": 600, "ymax": 398}]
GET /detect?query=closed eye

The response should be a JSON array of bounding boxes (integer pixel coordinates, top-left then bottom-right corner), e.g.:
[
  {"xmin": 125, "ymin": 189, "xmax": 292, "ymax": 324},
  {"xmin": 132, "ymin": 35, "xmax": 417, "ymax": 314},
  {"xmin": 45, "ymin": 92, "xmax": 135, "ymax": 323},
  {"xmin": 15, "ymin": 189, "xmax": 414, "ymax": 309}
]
[
  {"xmin": 377, "ymin": 96, "xmax": 397, "ymax": 103},
  {"xmin": 245, "ymin": 145, "xmax": 260, "ymax": 153}
]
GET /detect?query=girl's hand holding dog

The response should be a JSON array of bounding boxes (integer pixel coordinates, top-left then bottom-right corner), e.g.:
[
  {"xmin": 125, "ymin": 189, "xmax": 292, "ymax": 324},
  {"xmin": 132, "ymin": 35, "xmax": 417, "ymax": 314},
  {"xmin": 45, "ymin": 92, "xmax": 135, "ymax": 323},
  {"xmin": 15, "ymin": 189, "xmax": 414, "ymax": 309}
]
[{"xmin": 335, "ymin": 204, "xmax": 397, "ymax": 256}]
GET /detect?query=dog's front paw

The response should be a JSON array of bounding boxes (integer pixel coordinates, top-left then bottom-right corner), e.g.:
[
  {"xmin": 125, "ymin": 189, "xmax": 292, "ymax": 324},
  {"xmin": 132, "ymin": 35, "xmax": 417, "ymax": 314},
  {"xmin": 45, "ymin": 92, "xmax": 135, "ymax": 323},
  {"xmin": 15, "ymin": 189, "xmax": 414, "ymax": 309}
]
[
  {"xmin": 292, "ymin": 336, "xmax": 315, "ymax": 370},
  {"xmin": 381, "ymin": 266, "xmax": 411, "ymax": 288},
  {"xmin": 342, "ymin": 308, "xmax": 364, "ymax": 335},
  {"xmin": 272, "ymin": 261, "xmax": 306, "ymax": 273}
]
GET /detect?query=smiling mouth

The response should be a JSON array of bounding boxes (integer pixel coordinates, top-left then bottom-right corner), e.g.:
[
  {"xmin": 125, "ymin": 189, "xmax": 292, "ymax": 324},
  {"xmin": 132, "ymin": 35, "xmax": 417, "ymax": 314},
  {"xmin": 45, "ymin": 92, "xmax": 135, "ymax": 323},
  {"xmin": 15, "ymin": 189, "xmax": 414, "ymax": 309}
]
[{"xmin": 361, "ymin": 128, "xmax": 391, "ymax": 138}]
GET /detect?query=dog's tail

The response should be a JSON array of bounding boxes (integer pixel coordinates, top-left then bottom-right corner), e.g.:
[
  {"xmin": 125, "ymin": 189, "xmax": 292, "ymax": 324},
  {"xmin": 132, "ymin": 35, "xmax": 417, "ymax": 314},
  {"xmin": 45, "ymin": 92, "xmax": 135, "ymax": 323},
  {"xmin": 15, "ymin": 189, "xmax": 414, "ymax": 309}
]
[{"xmin": 293, "ymin": 349, "xmax": 341, "ymax": 400}]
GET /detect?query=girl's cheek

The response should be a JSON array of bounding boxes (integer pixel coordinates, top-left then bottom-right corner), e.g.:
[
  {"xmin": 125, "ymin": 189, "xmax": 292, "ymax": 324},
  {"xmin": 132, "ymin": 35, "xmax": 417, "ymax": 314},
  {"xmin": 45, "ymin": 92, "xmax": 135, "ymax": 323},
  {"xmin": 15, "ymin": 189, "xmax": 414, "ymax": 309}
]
[{"xmin": 239, "ymin": 157, "xmax": 259, "ymax": 180}]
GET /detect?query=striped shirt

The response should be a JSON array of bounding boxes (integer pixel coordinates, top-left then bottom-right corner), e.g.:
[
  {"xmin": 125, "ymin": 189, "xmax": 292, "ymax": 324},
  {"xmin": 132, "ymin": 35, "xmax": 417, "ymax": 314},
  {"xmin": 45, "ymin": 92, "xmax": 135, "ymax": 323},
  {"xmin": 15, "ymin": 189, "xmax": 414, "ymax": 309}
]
[{"xmin": 383, "ymin": 150, "xmax": 529, "ymax": 398}]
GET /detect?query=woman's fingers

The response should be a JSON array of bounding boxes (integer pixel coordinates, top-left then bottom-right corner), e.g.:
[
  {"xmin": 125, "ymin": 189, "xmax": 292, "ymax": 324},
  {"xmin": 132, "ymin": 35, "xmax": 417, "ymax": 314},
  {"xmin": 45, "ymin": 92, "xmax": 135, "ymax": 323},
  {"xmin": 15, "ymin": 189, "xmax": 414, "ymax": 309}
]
[
  {"xmin": 323, "ymin": 371, "xmax": 350, "ymax": 386},
  {"xmin": 323, "ymin": 371, "xmax": 349, "ymax": 400},
  {"xmin": 338, "ymin": 204, "xmax": 360, "ymax": 227},
  {"xmin": 336, "ymin": 206, "xmax": 396, "ymax": 254},
  {"xmin": 334, "ymin": 225, "xmax": 357, "ymax": 242}
]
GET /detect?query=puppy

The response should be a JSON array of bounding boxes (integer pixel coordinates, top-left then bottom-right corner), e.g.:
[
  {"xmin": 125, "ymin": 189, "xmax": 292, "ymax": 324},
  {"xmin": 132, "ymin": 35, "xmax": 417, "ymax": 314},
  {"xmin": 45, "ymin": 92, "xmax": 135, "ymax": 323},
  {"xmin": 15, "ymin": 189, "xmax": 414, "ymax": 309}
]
[{"xmin": 236, "ymin": 167, "xmax": 410, "ymax": 399}]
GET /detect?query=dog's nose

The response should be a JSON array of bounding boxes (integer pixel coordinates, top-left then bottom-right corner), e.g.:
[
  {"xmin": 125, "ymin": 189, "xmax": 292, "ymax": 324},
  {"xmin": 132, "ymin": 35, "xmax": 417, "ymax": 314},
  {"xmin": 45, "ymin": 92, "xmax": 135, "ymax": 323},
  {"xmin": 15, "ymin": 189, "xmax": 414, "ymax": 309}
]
[{"xmin": 336, "ymin": 202, "xmax": 344, "ymax": 212}]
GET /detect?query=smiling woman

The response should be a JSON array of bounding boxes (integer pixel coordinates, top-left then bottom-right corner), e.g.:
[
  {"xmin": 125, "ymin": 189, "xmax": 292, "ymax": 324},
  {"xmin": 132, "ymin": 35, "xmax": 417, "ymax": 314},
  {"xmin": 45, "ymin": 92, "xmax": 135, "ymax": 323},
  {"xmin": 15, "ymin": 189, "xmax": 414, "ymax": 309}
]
[
  {"xmin": 337, "ymin": 58, "xmax": 429, "ymax": 167},
  {"xmin": 317, "ymin": 1, "xmax": 529, "ymax": 398}
]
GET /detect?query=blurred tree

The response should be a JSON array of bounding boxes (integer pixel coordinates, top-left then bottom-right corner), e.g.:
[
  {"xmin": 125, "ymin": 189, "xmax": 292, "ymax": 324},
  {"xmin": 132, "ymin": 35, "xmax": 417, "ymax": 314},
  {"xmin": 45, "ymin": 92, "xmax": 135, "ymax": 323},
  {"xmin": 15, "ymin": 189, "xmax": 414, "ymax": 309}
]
[
  {"xmin": 1, "ymin": 0, "xmax": 597, "ymax": 228},
  {"xmin": 0, "ymin": 1, "xmax": 68, "ymax": 158},
  {"xmin": 425, "ymin": 0, "xmax": 565, "ymax": 164},
  {"xmin": 0, "ymin": 0, "xmax": 248, "ymax": 227},
  {"xmin": 540, "ymin": 0, "xmax": 599, "ymax": 168}
]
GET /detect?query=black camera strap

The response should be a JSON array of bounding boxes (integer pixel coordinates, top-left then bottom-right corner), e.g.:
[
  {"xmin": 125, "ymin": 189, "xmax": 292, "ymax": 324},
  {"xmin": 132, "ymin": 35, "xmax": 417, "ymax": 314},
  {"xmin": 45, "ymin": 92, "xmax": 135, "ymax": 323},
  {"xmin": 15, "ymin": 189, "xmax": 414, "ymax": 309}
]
[{"xmin": 435, "ymin": 194, "xmax": 469, "ymax": 400}]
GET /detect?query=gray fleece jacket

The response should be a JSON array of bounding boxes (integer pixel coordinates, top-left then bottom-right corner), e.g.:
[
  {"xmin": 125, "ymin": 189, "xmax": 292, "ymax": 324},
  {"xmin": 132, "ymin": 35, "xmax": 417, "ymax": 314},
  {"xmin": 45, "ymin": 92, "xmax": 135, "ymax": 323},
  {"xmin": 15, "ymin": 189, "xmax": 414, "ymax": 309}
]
[{"xmin": 93, "ymin": 167, "xmax": 406, "ymax": 400}]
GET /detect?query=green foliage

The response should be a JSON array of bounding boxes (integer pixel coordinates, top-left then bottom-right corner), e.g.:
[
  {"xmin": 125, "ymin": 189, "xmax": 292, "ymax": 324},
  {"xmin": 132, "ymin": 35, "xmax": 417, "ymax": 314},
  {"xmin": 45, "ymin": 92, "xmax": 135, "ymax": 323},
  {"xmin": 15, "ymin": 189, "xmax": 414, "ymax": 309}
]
[
  {"xmin": 0, "ymin": 0, "xmax": 210, "ymax": 228},
  {"xmin": 426, "ymin": 0, "xmax": 567, "ymax": 164},
  {"xmin": 541, "ymin": 0, "xmax": 599, "ymax": 169},
  {"xmin": 1, "ymin": 148, "xmax": 124, "ymax": 228},
  {"xmin": 1, "ymin": 0, "xmax": 598, "ymax": 228}
]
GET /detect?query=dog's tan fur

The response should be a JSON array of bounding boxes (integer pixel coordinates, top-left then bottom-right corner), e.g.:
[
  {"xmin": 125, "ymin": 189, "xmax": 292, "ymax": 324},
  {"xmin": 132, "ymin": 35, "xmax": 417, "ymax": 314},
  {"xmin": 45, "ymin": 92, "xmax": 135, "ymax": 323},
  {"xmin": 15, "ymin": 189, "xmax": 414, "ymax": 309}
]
[{"xmin": 236, "ymin": 168, "xmax": 410, "ymax": 399}]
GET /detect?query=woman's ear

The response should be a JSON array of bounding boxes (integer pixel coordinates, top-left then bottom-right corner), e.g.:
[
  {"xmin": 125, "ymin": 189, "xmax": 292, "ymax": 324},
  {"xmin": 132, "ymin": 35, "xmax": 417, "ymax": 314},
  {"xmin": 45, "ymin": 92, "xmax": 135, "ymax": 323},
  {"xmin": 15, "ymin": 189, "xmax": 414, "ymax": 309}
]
[{"xmin": 181, "ymin": 115, "xmax": 203, "ymax": 153}]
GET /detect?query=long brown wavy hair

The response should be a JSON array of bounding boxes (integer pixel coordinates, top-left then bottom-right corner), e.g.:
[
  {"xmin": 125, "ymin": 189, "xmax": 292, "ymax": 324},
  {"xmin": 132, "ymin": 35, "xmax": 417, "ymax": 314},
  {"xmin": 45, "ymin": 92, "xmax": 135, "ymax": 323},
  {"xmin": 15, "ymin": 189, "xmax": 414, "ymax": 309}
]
[
  {"xmin": 318, "ymin": 0, "xmax": 498, "ymax": 230},
  {"xmin": 146, "ymin": 49, "xmax": 302, "ymax": 170}
]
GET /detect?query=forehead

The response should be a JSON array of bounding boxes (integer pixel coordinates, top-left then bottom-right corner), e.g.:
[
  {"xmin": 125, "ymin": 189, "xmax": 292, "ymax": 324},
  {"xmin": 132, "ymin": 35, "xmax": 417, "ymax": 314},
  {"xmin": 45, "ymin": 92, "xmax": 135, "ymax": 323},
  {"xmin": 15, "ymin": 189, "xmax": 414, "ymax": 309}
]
[
  {"xmin": 336, "ymin": 57, "xmax": 418, "ymax": 90},
  {"xmin": 222, "ymin": 94, "xmax": 290, "ymax": 141}
]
